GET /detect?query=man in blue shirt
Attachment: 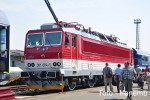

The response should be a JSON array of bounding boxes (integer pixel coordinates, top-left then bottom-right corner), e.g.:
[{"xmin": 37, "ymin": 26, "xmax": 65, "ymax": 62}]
[
  {"xmin": 115, "ymin": 64, "xmax": 122, "ymax": 93},
  {"xmin": 121, "ymin": 62, "xmax": 137, "ymax": 100}
]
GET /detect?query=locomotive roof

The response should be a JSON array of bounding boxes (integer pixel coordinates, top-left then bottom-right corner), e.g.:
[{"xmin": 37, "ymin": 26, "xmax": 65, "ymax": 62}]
[
  {"xmin": 134, "ymin": 49, "xmax": 150, "ymax": 56},
  {"xmin": 62, "ymin": 27, "xmax": 130, "ymax": 49},
  {"xmin": 29, "ymin": 22, "xmax": 130, "ymax": 49},
  {"xmin": 0, "ymin": 10, "xmax": 9, "ymax": 26}
]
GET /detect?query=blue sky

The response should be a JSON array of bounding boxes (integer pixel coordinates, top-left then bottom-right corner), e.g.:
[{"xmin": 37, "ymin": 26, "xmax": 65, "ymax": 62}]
[{"xmin": 0, "ymin": 0, "xmax": 150, "ymax": 52}]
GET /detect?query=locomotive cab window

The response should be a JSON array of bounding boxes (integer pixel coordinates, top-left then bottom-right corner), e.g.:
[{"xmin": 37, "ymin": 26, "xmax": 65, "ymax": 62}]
[
  {"xmin": 27, "ymin": 33, "xmax": 43, "ymax": 47},
  {"xmin": 72, "ymin": 36, "xmax": 76, "ymax": 47},
  {"xmin": 142, "ymin": 55, "xmax": 148, "ymax": 61},
  {"xmin": 0, "ymin": 27, "xmax": 6, "ymax": 52},
  {"xmin": 65, "ymin": 34, "xmax": 69, "ymax": 46},
  {"xmin": 145, "ymin": 56, "xmax": 148, "ymax": 61},
  {"xmin": 45, "ymin": 32, "xmax": 62, "ymax": 45},
  {"xmin": 0, "ymin": 26, "xmax": 7, "ymax": 71}
]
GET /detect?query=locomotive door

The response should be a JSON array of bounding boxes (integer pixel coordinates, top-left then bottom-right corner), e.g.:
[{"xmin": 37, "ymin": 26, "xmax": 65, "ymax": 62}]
[
  {"xmin": 71, "ymin": 34, "xmax": 77, "ymax": 69},
  {"xmin": 0, "ymin": 25, "xmax": 9, "ymax": 73}
]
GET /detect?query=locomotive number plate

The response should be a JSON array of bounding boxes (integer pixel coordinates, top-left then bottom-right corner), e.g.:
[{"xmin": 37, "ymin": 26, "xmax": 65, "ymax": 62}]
[{"xmin": 37, "ymin": 63, "xmax": 51, "ymax": 68}]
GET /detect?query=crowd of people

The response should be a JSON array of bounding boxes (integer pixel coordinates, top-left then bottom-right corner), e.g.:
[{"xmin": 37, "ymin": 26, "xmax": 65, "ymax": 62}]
[
  {"xmin": 135, "ymin": 65, "xmax": 150, "ymax": 89},
  {"xmin": 102, "ymin": 62, "xmax": 150, "ymax": 100}
]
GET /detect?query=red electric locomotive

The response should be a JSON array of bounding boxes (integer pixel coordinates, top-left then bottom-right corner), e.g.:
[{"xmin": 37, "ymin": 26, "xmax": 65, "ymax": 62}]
[{"xmin": 21, "ymin": 0, "xmax": 133, "ymax": 90}]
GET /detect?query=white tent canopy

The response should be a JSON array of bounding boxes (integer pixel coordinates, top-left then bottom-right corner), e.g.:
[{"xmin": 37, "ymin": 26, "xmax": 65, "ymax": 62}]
[{"xmin": 0, "ymin": 10, "xmax": 9, "ymax": 26}]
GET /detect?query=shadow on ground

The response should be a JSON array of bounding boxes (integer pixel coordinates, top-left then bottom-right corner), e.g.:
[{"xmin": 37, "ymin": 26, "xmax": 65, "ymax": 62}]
[{"xmin": 105, "ymin": 99, "xmax": 126, "ymax": 100}]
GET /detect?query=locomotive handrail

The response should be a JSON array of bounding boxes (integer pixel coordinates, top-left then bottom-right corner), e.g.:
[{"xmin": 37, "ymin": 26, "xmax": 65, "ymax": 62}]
[{"xmin": 58, "ymin": 52, "xmax": 60, "ymax": 59}]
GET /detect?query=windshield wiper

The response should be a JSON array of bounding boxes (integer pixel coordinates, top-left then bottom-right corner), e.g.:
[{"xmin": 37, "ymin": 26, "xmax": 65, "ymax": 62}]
[{"xmin": 45, "ymin": 38, "xmax": 51, "ymax": 45}]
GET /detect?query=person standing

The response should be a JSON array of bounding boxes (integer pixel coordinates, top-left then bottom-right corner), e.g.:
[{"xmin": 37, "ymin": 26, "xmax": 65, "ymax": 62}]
[
  {"xmin": 145, "ymin": 65, "xmax": 149, "ymax": 84},
  {"xmin": 147, "ymin": 69, "xmax": 150, "ymax": 89},
  {"xmin": 141, "ymin": 69, "xmax": 146, "ymax": 81},
  {"xmin": 145, "ymin": 65, "xmax": 149, "ymax": 73},
  {"xmin": 137, "ymin": 73, "xmax": 144, "ymax": 89},
  {"xmin": 134, "ymin": 65, "xmax": 141, "ymax": 77},
  {"xmin": 115, "ymin": 64, "xmax": 122, "ymax": 93},
  {"xmin": 103, "ymin": 63, "xmax": 113, "ymax": 92},
  {"xmin": 121, "ymin": 62, "xmax": 137, "ymax": 100}
]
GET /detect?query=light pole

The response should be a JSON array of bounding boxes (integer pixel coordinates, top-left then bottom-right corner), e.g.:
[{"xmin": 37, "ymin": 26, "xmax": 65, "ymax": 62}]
[{"xmin": 134, "ymin": 19, "xmax": 141, "ymax": 50}]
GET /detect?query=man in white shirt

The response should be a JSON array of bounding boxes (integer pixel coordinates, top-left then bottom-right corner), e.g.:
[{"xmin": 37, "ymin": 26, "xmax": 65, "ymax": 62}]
[{"xmin": 115, "ymin": 64, "xmax": 122, "ymax": 93}]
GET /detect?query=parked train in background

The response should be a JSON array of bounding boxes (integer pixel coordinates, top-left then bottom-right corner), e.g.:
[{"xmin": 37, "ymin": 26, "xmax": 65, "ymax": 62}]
[
  {"xmin": 133, "ymin": 48, "xmax": 150, "ymax": 69},
  {"xmin": 0, "ymin": 10, "xmax": 10, "ymax": 81},
  {"xmin": 0, "ymin": 10, "xmax": 24, "ymax": 86}
]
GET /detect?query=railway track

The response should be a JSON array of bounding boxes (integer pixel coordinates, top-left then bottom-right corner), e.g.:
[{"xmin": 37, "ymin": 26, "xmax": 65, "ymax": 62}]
[{"xmin": 6, "ymin": 85, "xmax": 27, "ymax": 92}]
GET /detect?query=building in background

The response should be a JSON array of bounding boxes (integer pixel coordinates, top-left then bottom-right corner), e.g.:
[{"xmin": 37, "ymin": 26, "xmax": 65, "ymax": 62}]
[
  {"xmin": 0, "ymin": 50, "xmax": 25, "ymax": 85},
  {"xmin": 10, "ymin": 50, "xmax": 24, "ymax": 68}
]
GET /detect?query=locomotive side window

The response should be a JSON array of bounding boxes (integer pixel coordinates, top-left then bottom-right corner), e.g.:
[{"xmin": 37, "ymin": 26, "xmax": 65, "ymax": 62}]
[
  {"xmin": 142, "ymin": 55, "xmax": 148, "ymax": 61},
  {"xmin": 27, "ymin": 33, "xmax": 43, "ymax": 47},
  {"xmin": 65, "ymin": 34, "xmax": 69, "ymax": 46},
  {"xmin": 45, "ymin": 32, "xmax": 62, "ymax": 45},
  {"xmin": 0, "ymin": 28, "xmax": 6, "ymax": 52},
  {"xmin": 72, "ymin": 36, "xmax": 76, "ymax": 47},
  {"xmin": 0, "ymin": 27, "xmax": 7, "ymax": 71},
  {"xmin": 146, "ymin": 57, "xmax": 148, "ymax": 61}
]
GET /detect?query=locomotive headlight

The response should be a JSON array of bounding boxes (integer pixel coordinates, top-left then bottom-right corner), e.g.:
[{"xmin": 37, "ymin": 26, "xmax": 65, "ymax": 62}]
[
  {"xmin": 27, "ymin": 63, "xmax": 31, "ymax": 67},
  {"xmin": 31, "ymin": 63, "xmax": 35, "ymax": 67},
  {"xmin": 53, "ymin": 62, "xmax": 57, "ymax": 66},
  {"xmin": 57, "ymin": 62, "xmax": 61, "ymax": 66},
  {"xmin": 53, "ymin": 62, "xmax": 61, "ymax": 67},
  {"xmin": 27, "ymin": 63, "xmax": 35, "ymax": 67}
]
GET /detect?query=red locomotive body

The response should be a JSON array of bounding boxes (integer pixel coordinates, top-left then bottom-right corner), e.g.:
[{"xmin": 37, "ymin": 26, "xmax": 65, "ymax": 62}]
[{"xmin": 22, "ymin": 22, "xmax": 133, "ymax": 90}]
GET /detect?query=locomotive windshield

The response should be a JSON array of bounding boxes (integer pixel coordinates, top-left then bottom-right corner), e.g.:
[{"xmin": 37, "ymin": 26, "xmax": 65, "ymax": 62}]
[
  {"xmin": 27, "ymin": 33, "xmax": 43, "ymax": 47},
  {"xmin": 27, "ymin": 32, "xmax": 62, "ymax": 47},
  {"xmin": 45, "ymin": 32, "xmax": 62, "ymax": 45}
]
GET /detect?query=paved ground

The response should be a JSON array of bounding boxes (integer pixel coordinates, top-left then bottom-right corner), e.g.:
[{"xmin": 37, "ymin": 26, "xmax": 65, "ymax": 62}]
[{"xmin": 16, "ymin": 83, "xmax": 150, "ymax": 100}]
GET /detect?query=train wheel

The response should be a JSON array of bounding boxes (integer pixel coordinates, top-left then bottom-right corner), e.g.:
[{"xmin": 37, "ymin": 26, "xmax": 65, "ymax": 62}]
[
  {"xmin": 67, "ymin": 79, "xmax": 76, "ymax": 91},
  {"xmin": 88, "ymin": 79, "xmax": 95, "ymax": 88}
]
